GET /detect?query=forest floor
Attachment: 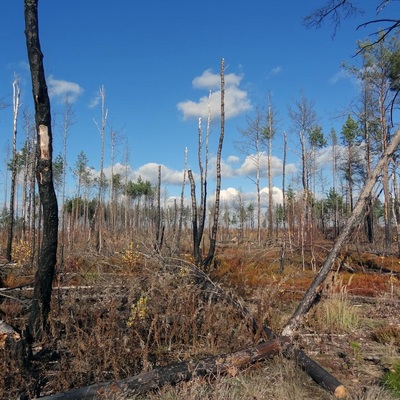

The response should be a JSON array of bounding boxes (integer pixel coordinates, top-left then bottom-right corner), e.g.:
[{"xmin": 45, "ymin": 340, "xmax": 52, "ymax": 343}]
[{"xmin": 0, "ymin": 238, "xmax": 400, "ymax": 399}]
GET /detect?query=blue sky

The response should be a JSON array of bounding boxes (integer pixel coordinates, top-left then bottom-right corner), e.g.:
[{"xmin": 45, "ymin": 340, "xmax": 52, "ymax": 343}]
[{"xmin": 0, "ymin": 1, "xmax": 391, "ymax": 208}]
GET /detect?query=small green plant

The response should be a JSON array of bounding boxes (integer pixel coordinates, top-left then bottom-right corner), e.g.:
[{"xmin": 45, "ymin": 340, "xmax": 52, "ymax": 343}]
[
  {"xmin": 383, "ymin": 361, "xmax": 400, "ymax": 397},
  {"xmin": 350, "ymin": 341, "xmax": 362, "ymax": 362}
]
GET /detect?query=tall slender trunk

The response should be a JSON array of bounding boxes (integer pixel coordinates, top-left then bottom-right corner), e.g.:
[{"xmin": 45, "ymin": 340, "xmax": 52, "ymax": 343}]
[
  {"xmin": 177, "ymin": 147, "xmax": 188, "ymax": 253},
  {"xmin": 203, "ymin": 59, "xmax": 225, "ymax": 270},
  {"xmin": 25, "ymin": 0, "xmax": 59, "ymax": 340},
  {"xmin": 6, "ymin": 78, "xmax": 21, "ymax": 262},
  {"xmin": 280, "ymin": 132, "xmax": 287, "ymax": 272}
]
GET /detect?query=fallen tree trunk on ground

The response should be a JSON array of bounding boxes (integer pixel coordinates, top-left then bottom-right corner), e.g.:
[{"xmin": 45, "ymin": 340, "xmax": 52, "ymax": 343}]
[
  {"xmin": 171, "ymin": 260, "xmax": 348, "ymax": 398},
  {"xmin": 34, "ymin": 337, "xmax": 288, "ymax": 399}
]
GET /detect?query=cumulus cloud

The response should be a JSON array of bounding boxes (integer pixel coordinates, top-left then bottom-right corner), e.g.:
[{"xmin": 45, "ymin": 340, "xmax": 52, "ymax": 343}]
[
  {"xmin": 235, "ymin": 152, "xmax": 297, "ymax": 178},
  {"xmin": 218, "ymin": 186, "xmax": 283, "ymax": 206},
  {"xmin": 227, "ymin": 155, "xmax": 240, "ymax": 164},
  {"xmin": 207, "ymin": 156, "xmax": 237, "ymax": 180},
  {"xmin": 48, "ymin": 75, "xmax": 83, "ymax": 103},
  {"xmin": 136, "ymin": 162, "xmax": 186, "ymax": 185},
  {"xmin": 90, "ymin": 162, "xmax": 187, "ymax": 187},
  {"xmin": 177, "ymin": 69, "xmax": 251, "ymax": 120},
  {"xmin": 88, "ymin": 93, "xmax": 101, "ymax": 109}
]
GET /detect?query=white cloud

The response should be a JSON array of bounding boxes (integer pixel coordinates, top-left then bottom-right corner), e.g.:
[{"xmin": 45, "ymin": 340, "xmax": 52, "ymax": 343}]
[
  {"xmin": 136, "ymin": 162, "xmax": 186, "ymax": 185},
  {"xmin": 207, "ymin": 156, "xmax": 237, "ymax": 180},
  {"xmin": 177, "ymin": 69, "xmax": 251, "ymax": 121},
  {"xmin": 90, "ymin": 162, "xmax": 187, "ymax": 187},
  {"xmin": 88, "ymin": 93, "xmax": 101, "ymax": 109},
  {"xmin": 217, "ymin": 186, "xmax": 284, "ymax": 206},
  {"xmin": 328, "ymin": 69, "xmax": 350, "ymax": 84},
  {"xmin": 227, "ymin": 155, "xmax": 240, "ymax": 163},
  {"xmin": 235, "ymin": 152, "xmax": 297, "ymax": 178},
  {"xmin": 271, "ymin": 66, "xmax": 282, "ymax": 75},
  {"xmin": 220, "ymin": 187, "xmax": 240, "ymax": 202},
  {"xmin": 48, "ymin": 75, "xmax": 83, "ymax": 103}
]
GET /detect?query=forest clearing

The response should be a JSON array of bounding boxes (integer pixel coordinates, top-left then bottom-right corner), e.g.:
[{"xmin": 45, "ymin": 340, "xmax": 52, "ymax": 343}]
[
  {"xmin": 0, "ymin": 233, "xmax": 400, "ymax": 399},
  {"xmin": 2, "ymin": 1, "xmax": 400, "ymax": 399}
]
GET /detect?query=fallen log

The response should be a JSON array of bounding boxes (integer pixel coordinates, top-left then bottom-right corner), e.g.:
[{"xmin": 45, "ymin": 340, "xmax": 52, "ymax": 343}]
[
  {"xmin": 174, "ymin": 260, "xmax": 349, "ymax": 398},
  {"xmin": 34, "ymin": 337, "xmax": 288, "ymax": 399}
]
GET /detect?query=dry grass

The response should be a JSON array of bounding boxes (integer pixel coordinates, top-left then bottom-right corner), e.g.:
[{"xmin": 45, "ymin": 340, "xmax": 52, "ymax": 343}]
[
  {"xmin": 1, "ymin": 237, "xmax": 400, "ymax": 399},
  {"xmin": 144, "ymin": 358, "xmax": 331, "ymax": 400}
]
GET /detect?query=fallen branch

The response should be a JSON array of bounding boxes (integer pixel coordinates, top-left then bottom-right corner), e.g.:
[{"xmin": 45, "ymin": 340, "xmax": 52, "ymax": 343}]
[{"xmin": 34, "ymin": 337, "xmax": 288, "ymax": 399}]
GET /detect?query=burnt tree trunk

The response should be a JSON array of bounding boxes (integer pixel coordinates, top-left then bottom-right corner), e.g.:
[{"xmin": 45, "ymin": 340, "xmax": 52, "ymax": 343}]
[
  {"xmin": 24, "ymin": 0, "xmax": 58, "ymax": 340},
  {"xmin": 33, "ymin": 338, "xmax": 288, "ymax": 399},
  {"xmin": 203, "ymin": 58, "xmax": 225, "ymax": 270}
]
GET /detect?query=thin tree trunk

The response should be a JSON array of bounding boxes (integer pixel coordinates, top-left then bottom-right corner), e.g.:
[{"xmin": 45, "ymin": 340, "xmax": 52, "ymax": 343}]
[
  {"xmin": 155, "ymin": 165, "xmax": 163, "ymax": 251},
  {"xmin": 177, "ymin": 147, "xmax": 188, "ymax": 253},
  {"xmin": 188, "ymin": 169, "xmax": 201, "ymax": 264},
  {"xmin": 280, "ymin": 131, "xmax": 287, "ymax": 273},
  {"xmin": 282, "ymin": 128, "xmax": 400, "ymax": 337},
  {"xmin": 94, "ymin": 85, "xmax": 107, "ymax": 253},
  {"xmin": 203, "ymin": 58, "xmax": 225, "ymax": 270},
  {"xmin": 6, "ymin": 77, "xmax": 21, "ymax": 262},
  {"xmin": 25, "ymin": 0, "xmax": 59, "ymax": 340}
]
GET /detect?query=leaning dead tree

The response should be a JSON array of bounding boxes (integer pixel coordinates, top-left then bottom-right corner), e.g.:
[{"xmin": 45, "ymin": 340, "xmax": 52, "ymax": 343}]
[
  {"xmin": 282, "ymin": 127, "xmax": 400, "ymax": 337},
  {"xmin": 25, "ymin": 0, "xmax": 59, "ymax": 339}
]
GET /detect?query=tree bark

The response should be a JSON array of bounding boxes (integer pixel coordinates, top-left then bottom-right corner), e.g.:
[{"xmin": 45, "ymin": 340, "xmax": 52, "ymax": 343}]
[
  {"xmin": 6, "ymin": 78, "xmax": 21, "ymax": 262},
  {"xmin": 203, "ymin": 58, "xmax": 225, "ymax": 270},
  {"xmin": 33, "ymin": 338, "xmax": 288, "ymax": 400},
  {"xmin": 25, "ymin": 0, "xmax": 59, "ymax": 340},
  {"xmin": 282, "ymin": 128, "xmax": 400, "ymax": 337}
]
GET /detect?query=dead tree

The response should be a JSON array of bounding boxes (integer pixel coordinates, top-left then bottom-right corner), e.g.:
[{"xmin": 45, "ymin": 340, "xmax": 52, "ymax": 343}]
[
  {"xmin": 203, "ymin": 58, "xmax": 225, "ymax": 270},
  {"xmin": 33, "ymin": 338, "xmax": 288, "ymax": 400},
  {"xmin": 282, "ymin": 127, "xmax": 400, "ymax": 337},
  {"xmin": 24, "ymin": 0, "xmax": 59, "ymax": 340},
  {"xmin": 6, "ymin": 76, "xmax": 21, "ymax": 262}
]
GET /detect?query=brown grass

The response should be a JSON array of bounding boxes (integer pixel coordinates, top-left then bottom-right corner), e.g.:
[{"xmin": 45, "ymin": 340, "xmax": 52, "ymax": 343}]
[{"xmin": 1, "ymin": 237, "xmax": 399, "ymax": 399}]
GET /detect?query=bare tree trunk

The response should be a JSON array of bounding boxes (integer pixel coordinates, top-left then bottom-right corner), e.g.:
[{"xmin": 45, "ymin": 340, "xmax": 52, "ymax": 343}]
[
  {"xmin": 6, "ymin": 77, "xmax": 21, "ymax": 262},
  {"xmin": 59, "ymin": 100, "xmax": 73, "ymax": 274},
  {"xmin": 266, "ymin": 95, "xmax": 275, "ymax": 239},
  {"xmin": 280, "ymin": 131, "xmax": 287, "ymax": 273},
  {"xmin": 123, "ymin": 142, "xmax": 130, "ymax": 233},
  {"xmin": 203, "ymin": 59, "xmax": 225, "ymax": 270},
  {"xmin": 94, "ymin": 86, "xmax": 107, "ymax": 253},
  {"xmin": 176, "ymin": 147, "xmax": 188, "ymax": 253},
  {"xmin": 110, "ymin": 129, "xmax": 115, "ymax": 232},
  {"xmin": 25, "ymin": 0, "xmax": 59, "ymax": 340},
  {"xmin": 155, "ymin": 165, "xmax": 163, "ymax": 251},
  {"xmin": 282, "ymin": 128, "xmax": 400, "ymax": 337},
  {"xmin": 188, "ymin": 169, "xmax": 201, "ymax": 264}
]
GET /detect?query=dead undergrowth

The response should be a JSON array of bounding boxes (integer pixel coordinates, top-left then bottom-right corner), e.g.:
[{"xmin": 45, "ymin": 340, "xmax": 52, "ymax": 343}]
[{"xmin": 0, "ymin": 239, "xmax": 399, "ymax": 399}]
